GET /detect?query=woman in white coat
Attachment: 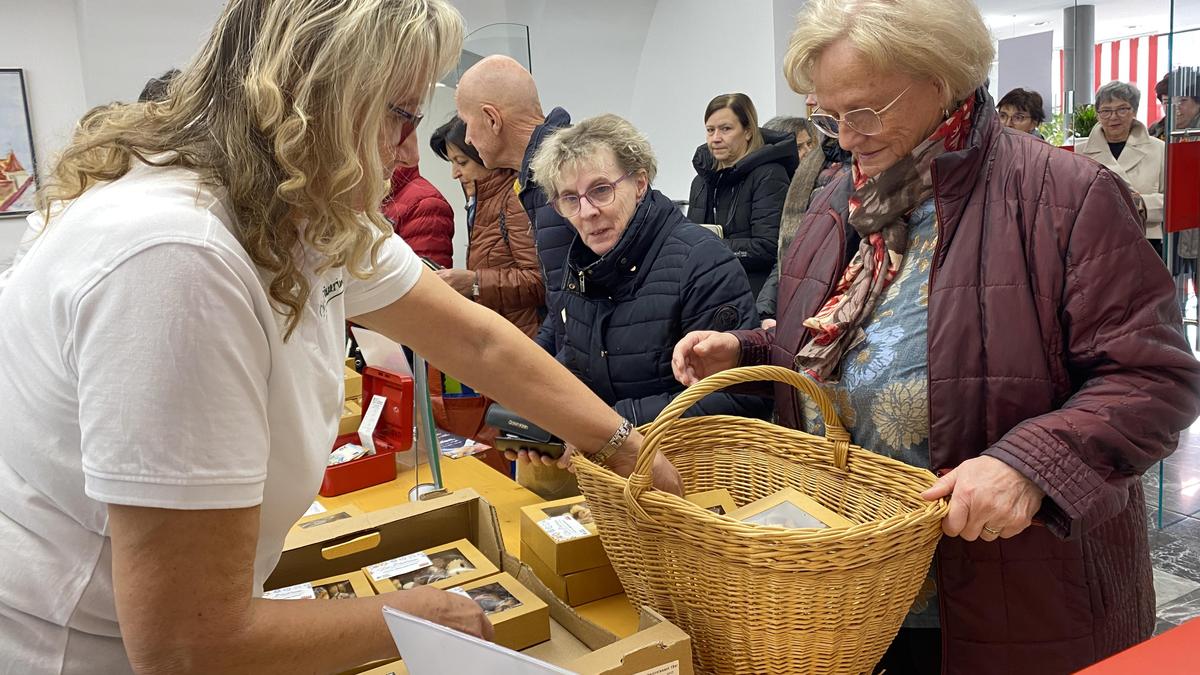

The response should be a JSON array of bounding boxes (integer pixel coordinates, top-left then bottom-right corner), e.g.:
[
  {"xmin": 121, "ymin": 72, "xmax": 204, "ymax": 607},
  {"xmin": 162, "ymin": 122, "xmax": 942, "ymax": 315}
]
[{"xmin": 1078, "ymin": 81, "xmax": 1167, "ymax": 257}]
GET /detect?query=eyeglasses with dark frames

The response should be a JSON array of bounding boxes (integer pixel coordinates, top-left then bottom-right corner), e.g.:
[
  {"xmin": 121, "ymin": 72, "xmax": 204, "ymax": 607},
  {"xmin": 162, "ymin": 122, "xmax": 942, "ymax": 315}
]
[
  {"xmin": 810, "ymin": 86, "xmax": 912, "ymax": 138},
  {"xmin": 389, "ymin": 104, "xmax": 424, "ymax": 144},
  {"xmin": 551, "ymin": 172, "xmax": 636, "ymax": 218}
]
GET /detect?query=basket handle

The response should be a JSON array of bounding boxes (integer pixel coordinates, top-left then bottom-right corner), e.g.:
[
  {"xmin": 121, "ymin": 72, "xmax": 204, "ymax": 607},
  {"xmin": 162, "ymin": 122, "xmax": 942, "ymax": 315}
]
[{"xmin": 623, "ymin": 366, "xmax": 851, "ymax": 516}]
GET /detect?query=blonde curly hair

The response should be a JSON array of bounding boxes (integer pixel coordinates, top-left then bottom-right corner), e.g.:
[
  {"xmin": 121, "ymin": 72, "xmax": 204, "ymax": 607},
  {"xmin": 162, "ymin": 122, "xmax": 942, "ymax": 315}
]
[{"xmin": 37, "ymin": 0, "xmax": 463, "ymax": 338}]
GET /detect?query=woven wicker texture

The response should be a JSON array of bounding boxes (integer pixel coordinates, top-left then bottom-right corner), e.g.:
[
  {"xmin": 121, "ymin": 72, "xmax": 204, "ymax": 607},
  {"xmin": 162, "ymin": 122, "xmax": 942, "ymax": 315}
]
[{"xmin": 574, "ymin": 366, "xmax": 948, "ymax": 675}]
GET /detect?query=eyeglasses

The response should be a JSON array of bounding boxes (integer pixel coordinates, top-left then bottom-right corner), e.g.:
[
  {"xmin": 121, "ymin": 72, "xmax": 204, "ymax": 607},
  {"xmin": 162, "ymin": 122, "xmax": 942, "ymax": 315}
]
[
  {"xmin": 810, "ymin": 86, "xmax": 912, "ymax": 138},
  {"xmin": 1097, "ymin": 106, "xmax": 1133, "ymax": 119},
  {"xmin": 389, "ymin": 104, "xmax": 424, "ymax": 143},
  {"xmin": 998, "ymin": 111, "xmax": 1031, "ymax": 124},
  {"xmin": 551, "ymin": 172, "xmax": 635, "ymax": 218}
]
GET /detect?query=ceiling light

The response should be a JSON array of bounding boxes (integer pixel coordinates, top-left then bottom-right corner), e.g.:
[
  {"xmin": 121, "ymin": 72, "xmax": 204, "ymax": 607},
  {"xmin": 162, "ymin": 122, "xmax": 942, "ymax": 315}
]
[{"xmin": 1031, "ymin": 20, "xmax": 1050, "ymax": 27}]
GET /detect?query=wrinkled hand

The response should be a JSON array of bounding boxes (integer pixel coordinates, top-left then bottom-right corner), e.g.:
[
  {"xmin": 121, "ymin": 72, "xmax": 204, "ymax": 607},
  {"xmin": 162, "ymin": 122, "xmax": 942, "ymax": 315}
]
[
  {"xmin": 602, "ymin": 445, "xmax": 684, "ymax": 496},
  {"xmin": 671, "ymin": 331, "xmax": 740, "ymax": 386},
  {"xmin": 396, "ymin": 585, "xmax": 494, "ymax": 640},
  {"xmin": 502, "ymin": 445, "xmax": 574, "ymax": 471},
  {"xmin": 761, "ymin": 318, "xmax": 777, "ymax": 330},
  {"xmin": 921, "ymin": 456, "xmax": 1045, "ymax": 542},
  {"xmin": 435, "ymin": 268, "xmax": 475, "ymax": 297}
]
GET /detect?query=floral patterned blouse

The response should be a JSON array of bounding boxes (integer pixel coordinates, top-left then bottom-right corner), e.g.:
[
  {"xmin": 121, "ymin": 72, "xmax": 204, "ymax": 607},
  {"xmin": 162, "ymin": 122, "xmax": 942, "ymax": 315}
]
[{"xmin": 802, "ymin": 198, "xmax": 940, "ymax": 627}]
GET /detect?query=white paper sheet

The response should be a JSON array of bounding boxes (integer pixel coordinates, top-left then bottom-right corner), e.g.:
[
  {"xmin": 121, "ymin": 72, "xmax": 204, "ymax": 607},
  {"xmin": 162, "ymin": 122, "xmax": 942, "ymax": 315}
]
[
  {"xmin": 350, "ymin": 326, "xmax": 413, "ymax": 376},
  {"xmin": 382, "ymin": 606, "xmax": 576, "ymax": 675}
]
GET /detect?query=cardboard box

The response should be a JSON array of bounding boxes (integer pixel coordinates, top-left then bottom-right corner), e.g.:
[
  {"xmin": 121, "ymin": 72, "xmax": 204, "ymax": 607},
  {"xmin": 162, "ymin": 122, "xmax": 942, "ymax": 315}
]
[
  {"xmin": 265, "ymin": 491, "xmax": 692, "ymax": 675},
  {"xmin": 339, "ymin": 400, "xmax": 363, "ymax": 436},
  {"xmin": 521, "ymin": 540, "xmax": 622, "ymax": 607},
  {"xmin": 684, "ymin": 488, "xmax": 737, "ymax": 516},
  {"xmin": 727, "ymin": 486, "xmax": 855, "ymax": 529},
  {"xmin": 292, "ymin": 504, "xmax": 366, "ymax": 532},
  {"xmin": 451, "ymin": 572, "xmax": 550, "ymax": 651},
  {"xmin": 364, "ymin": 539, "xmax": 499, "ymax": 593},
  {"xmin": 520, "ymin": 496, "xmax": 609, "ymax": 575},
  {"xmin": 345, "ymin": 365, "xmax": 363, "ymax": 401},
  {"xmin": 262, "ymin": 570, "xmax": 376, "ymax": 601}
]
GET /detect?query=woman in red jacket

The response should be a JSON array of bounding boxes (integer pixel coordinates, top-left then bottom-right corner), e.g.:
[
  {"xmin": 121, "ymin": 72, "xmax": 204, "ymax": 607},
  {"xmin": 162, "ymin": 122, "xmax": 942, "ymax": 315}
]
[
  {"xmin": 671, "ymin": 0, "xmax": 1200, "ymax": 673},
  {"xmin": 382, "ymin": 164, "xmax": 455, "ymax": 268}
]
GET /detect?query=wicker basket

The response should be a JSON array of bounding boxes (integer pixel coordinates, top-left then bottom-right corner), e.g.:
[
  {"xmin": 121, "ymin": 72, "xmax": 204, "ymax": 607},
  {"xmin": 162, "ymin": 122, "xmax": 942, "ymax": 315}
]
[{"xmin": 573, "ymin": 366, "xmax": 948, "ymax": 675}]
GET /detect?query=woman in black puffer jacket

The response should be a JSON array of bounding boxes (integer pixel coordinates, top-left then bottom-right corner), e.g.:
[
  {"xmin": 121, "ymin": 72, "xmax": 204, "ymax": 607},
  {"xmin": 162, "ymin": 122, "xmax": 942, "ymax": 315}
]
[{"xmin": 687, "ymin": 93, "xmax": 798, "ymax": 296}]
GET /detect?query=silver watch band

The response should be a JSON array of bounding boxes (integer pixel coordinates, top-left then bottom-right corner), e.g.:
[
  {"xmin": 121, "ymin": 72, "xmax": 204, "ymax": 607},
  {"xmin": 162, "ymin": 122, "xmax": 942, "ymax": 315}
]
[{"xmin": 590, "ymin": 418, "xmax": 633, "ymax": 466}]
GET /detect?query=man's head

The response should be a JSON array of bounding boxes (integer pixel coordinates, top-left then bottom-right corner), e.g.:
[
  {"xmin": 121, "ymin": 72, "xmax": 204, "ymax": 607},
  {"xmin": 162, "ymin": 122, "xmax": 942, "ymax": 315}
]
[{"xmin": 455, "ymin": 55, "xmax": 545, "ymax": 171}]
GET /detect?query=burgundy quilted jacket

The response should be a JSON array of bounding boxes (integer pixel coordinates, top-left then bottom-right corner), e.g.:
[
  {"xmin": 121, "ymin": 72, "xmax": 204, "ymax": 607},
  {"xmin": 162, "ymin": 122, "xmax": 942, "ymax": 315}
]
[{"xmin": 733, "ymin": 92, "xmax": 1200, "ymax": 674}]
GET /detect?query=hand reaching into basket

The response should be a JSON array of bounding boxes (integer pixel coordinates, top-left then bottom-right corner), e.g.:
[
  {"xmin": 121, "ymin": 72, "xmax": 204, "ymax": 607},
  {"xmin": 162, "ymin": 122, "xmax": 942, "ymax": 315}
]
[
  {"xmin": 672, "ymin": 331, "xmax": 741, "ymax": 386},
  {"xmin": 920, "ymin": 456, "xmax": 1045, "ymax": 542}
]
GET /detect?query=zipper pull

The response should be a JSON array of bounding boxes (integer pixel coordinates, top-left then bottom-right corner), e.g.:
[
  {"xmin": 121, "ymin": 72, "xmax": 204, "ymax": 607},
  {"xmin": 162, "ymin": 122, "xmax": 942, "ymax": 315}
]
[{"xmin": 577, "ymin": 269, "xmax": 586, "ymax": 294}]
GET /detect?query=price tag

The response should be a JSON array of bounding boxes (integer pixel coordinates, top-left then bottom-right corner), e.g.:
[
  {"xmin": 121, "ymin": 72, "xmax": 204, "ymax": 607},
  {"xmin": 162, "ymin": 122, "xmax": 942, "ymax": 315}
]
[
  {"xmin": 263, "ymin": 582, "xmax": 316, "ymax": 600},
  {"xmin": 447, "ymin": 586, "xmax": 471, "ymax": 599},
  {"xmin": 367, "ymin": 552, "xmax": 432, "ymax": 581},
  {"xmin": 358, "ymin": 395, "xmax": 387, "ymax": 455},
  {"xmin": 538, "ymin": 515, "xmax": 592, "ymax": 542}
]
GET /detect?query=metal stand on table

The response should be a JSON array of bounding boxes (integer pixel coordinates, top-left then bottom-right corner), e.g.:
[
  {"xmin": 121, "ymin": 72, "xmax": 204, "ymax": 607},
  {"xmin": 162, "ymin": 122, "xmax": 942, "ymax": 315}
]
[{"xmin": 409, "ymin": 353, "xmax": 448, "ymax": 502}]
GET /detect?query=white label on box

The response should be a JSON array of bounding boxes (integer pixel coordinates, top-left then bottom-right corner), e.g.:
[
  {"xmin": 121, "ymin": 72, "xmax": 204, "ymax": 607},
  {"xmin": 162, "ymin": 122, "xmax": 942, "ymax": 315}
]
[
  {"xmin": 538, "ymin": 514, "xmax": 592, "ymax": 542},
  {"xmin": 367, "ymin": 552, "xmax": 432, "ymax": 581},
  {"xmin": 447, "ymin": 586, "xmax": 470, "ymax": 599},
  {"xmin": 358, "ymin": 394, "xmax": 387, "ymax": 455},
  {"xmin": 263, "ymin": 582, "xmax": 317, "ymax": 600},
  {"xmin": 303, "ymin": 501, "xmax": 326, "ymax": 517},
  {"xmin": 633, "ymin": 662, "xmax": 680, "ymax": 675}
]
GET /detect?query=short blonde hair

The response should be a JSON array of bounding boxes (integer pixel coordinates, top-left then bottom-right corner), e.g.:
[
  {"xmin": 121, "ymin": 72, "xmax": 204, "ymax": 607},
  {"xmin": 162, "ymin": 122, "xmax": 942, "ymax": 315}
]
[
  {"xmin": 784, "ymin": 0, "xmax": 994, "ymax": 107},
  {"xmin": 529, "ymin": 114, "xmax": 658, "ymax": 200}
]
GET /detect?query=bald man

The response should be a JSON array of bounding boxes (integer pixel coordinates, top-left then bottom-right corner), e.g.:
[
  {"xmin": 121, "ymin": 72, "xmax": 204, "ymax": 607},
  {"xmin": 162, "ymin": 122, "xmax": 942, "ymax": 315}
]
[{"xmin": 456, "ymin": 56, "xmax": 572, "ymax": 355}]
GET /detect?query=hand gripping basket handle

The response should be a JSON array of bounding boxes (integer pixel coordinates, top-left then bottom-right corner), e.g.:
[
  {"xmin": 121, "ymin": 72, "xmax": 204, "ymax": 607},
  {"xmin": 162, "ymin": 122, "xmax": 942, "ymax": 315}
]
[{"xmin": 624, "ymin": 365, "xmax": 852, "ymax": 511}]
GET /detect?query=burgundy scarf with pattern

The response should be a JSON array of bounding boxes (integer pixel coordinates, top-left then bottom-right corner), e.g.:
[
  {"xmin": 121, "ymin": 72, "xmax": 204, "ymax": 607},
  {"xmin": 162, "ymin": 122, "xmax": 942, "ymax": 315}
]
[{"xmin": 795, "ymin": 97, "xmax": 975, "ymax": 382}]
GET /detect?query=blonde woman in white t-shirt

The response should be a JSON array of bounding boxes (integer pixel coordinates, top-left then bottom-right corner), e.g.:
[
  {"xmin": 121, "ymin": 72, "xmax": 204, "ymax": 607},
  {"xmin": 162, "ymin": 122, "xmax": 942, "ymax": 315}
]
[{"xmin": 0, "ymin": 2, "xmax": 680, "ymax": 674}]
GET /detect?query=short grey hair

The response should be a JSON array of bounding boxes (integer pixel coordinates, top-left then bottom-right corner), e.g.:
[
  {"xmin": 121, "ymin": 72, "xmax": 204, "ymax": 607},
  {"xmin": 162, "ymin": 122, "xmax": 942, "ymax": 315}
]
[
  {"xmin": 763, "ymin": 116, "xmax": 815, "ymax": 137},
  {"xmin": 1096, "ymin": 81, "xmax": 1141, "ymax": 112},
  {"xmin": 529, "ymin": 114, "xmax": 658, "ymax": 200}
]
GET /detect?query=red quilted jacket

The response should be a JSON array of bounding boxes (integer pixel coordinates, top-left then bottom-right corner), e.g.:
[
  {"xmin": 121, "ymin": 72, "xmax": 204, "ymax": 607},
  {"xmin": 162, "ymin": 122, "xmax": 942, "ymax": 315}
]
[
  {"xmin": 733, "ymin": 91, "xmax": 1200, "ymax": 674},
  {"xmin": 382, "ymin": 166, "xmax": 455, "ymax": 268}
]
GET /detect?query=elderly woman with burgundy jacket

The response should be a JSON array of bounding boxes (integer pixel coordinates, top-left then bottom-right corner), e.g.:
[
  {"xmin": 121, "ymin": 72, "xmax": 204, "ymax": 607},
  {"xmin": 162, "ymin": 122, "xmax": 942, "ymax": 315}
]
[{"xmin": 671, "ymin": 1, "xmax": 1200, "ymax": 673}]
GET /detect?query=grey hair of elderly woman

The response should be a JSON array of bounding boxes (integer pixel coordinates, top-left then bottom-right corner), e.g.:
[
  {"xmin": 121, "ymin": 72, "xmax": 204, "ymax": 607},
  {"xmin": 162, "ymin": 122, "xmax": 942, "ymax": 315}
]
[
  {"xmin": 529, "ymin": 114, "xmax": 658, "ymax": 200},
  {"xmin": 763, "ymin": 116, "xmax": 815, "ymax": 137},
  {"xmin": 783, "ymin": 0, "xmax": 993, "ymax": 106},
  {"xmin": 1096, "ymin": 81, "xmax": 1141, "ymax": 112}
]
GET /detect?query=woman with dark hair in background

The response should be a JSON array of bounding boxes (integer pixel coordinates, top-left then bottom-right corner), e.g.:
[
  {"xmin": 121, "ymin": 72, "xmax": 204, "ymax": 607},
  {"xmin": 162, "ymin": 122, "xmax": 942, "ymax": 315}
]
[
  {"xmin": 687, "ymin": 92, "xmax": 797, "ymax": 296},
  {"xmin": 429, "ymin": 115, "xmax": 544, "ymax": 337},
  {"xmin": 997, "ymin": 87, "xmax": 1046, "ymax": 137}
]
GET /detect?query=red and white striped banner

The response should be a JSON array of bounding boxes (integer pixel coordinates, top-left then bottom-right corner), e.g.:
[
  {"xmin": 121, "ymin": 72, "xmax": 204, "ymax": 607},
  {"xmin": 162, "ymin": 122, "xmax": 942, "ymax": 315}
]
[{"xmin": 1057, "ymin": 34, "xmax": 1170, "ymax": 125}]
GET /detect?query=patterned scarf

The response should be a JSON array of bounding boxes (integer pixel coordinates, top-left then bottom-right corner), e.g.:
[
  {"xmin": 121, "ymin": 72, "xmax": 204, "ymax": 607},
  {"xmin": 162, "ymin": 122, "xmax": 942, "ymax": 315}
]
[{"xmin": 795, "ymin": 97, "xmax": 976, "ymax": 382}]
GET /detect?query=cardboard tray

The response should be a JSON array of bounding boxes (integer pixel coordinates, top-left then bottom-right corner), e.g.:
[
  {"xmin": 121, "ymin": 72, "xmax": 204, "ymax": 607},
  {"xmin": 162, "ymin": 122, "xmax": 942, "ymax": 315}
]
[
  {"xmin": 268, "ymin": 490, "xmax": 692, "ymax": 675},
  {"xmin": 520, "ymin": 496, "xmax": 610, "ymax": 575}
]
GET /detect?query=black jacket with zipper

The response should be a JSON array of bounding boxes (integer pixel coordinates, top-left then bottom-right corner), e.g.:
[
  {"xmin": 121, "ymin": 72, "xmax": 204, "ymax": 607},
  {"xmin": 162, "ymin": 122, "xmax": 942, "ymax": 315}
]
[
  {"xmin": 544, "ymin": 189, "xmax": 769, "ymax": 424},
  {"xmin": 687, "ymin": 128, "xmax": 798, "ymax": 296}
]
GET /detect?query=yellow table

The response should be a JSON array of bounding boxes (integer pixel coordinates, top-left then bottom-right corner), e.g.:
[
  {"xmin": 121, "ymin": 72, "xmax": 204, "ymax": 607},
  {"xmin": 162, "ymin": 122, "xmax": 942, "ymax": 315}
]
[{"xmin": 317, "ymin": 455, "xmax": 641, "ymax": 637}]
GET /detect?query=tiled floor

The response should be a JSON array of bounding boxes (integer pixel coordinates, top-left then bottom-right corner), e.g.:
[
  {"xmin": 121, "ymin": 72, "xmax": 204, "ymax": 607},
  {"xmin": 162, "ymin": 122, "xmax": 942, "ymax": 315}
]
[{"xmin": 1146, "ymin": 416, "xmax": 1200, "ymax": 635}]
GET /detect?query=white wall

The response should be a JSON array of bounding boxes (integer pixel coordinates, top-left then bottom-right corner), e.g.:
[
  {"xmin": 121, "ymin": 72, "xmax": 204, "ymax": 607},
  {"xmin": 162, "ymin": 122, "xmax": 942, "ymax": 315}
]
[
  {"xmin": 0, "ymin": 0, "xmax": 88, "ymax": 263},
  {"xmin": 997, "ymin": 31, "xmax": 1054, "ymax": 118}
]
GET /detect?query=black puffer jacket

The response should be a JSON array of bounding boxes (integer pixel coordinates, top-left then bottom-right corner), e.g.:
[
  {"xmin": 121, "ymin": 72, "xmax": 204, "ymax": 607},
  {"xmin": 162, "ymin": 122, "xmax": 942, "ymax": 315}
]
[
  {"xmin": 546, "ymin": 189, "xmax": 769, "ymax": 425},
  {"xmin": 687, "ymin": 129, "xmax": 798, "ymax": 296},
  {"xmin": 518, "ymin": 107, "xmax": 574, "ymax": 354}
]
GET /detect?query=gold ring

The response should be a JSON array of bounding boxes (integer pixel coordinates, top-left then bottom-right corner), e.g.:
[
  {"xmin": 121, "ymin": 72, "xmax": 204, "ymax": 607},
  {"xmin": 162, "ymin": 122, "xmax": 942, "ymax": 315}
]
[{"xmin": 983, "ymin": 525, "xmax": 1001, "ymax": 536}]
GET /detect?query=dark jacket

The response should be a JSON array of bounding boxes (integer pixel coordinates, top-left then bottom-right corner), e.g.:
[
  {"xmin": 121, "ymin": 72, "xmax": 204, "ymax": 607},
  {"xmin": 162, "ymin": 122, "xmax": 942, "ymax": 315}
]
[
  {"xmin": 382, "ymin": 166, "xmax": 454, "ymax": 268},
  {"xmin": 687, "ymin": 129, "xmax": 798, "ymax": 296},
  {"xmin": 469, "ymin": 169, "xmax": 544, "ymax": 337},
  {"xmin": 549, "ymin": 189, "xmax": 768, "ymax": 425},
  {"xmin": 518, "ymin": 107, "xmax": 574, "ymax": 354},
  {"xmin": 733, "ymin": 89, "xmax": 1200, "ymax": 674}
]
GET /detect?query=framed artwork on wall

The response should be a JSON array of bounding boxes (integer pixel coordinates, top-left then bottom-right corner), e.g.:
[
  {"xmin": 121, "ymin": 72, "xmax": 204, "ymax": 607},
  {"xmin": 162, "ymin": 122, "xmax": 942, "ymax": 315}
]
[{"xmin": 0, "ymin": 69, "xmax": 37, "ymax": 218}]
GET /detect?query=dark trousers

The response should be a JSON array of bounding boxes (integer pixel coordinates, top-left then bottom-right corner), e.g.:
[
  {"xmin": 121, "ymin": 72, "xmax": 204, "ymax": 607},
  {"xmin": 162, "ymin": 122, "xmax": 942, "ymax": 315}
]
[{"xmin": 874, "ymin": 627, "xmax": 942, "ymax": 675}]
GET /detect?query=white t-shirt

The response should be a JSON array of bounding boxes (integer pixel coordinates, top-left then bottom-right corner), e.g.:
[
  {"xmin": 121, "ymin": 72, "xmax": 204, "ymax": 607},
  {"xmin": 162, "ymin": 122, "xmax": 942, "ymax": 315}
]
[{"xmin": 0, "ymin": 161, "xmax": 422, "ymax": 674}]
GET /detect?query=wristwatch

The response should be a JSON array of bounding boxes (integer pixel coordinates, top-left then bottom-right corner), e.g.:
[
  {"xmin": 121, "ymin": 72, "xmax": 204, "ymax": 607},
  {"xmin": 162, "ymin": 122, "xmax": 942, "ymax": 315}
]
[{"xmin": 590, "ymin": 418, "xmax": 633, "ymax": 466}]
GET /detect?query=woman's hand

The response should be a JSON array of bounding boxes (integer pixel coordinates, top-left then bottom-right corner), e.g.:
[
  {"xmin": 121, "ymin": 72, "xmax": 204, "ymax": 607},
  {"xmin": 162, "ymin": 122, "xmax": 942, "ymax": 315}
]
[
  {"xmin": 504, "ymin": 433, "xmax": 684, "ymax": 496},
  {"xmin": 761, "ymin": 318, "xmax": 777, "ymax": 330},
  {"xmin": 435, "ymin": 268, "xmax": 475, "ymax": 297},
  {"xmin": 672, "ymin": 331, "xmax": 741, "ymax": 386},
  {"xmin": 502, "ymin": 445, "xmax": 574, "ymax": 470},
  {"xmin": 394, "ymin": 586, "xmax": 494, "ymax": 640},
  {"xmin": 921, "ymin": 456, "xmax": 1045, "ymax": 542}
]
